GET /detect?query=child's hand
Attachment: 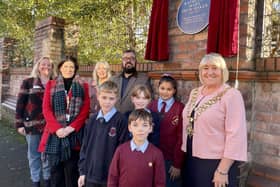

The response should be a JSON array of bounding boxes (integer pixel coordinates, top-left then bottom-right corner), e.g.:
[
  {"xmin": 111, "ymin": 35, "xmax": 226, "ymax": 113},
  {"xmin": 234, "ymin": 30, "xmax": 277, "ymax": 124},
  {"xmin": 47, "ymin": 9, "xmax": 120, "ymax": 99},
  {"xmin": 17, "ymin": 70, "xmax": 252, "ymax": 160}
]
[
  {"xmin": 168, "ymin": 166, "xmax": 181, "ymax": 180},
  {"xmin": 78, "ymin": 175, "xmax": 85, "ymax": 187}
]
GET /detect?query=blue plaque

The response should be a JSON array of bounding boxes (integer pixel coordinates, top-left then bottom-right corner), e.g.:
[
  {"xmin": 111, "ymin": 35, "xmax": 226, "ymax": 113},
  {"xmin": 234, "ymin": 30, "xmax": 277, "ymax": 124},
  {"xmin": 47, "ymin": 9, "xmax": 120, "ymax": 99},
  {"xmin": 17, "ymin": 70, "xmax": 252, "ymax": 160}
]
[{"xmin": 177, "ymin": 0, "xmax": 210, "ymax": 34}]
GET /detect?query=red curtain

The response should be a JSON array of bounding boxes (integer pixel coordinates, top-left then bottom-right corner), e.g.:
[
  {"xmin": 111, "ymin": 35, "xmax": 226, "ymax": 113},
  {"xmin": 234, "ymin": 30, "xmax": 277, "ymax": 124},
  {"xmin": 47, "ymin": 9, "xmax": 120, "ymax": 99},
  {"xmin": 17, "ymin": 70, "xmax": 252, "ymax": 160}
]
[
  {"xmin": 207, "ymin": 0, "xmax": 239, "ymax": 57},
  {"xmin": 145, "ymin": 0, "xmax": 169, "ymax": 61}
]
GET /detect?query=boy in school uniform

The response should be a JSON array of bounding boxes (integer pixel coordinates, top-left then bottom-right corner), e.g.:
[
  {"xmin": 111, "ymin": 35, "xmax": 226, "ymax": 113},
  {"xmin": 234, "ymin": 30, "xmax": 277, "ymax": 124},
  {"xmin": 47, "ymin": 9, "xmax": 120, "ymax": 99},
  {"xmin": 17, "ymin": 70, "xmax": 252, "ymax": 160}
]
[
  {"xmin": 78, "ymin": 81, "xmax": 129, "ymax": 187},
  {"xmin": 108, "ymin": 109, "xmax": 166, "ymax": 187}
]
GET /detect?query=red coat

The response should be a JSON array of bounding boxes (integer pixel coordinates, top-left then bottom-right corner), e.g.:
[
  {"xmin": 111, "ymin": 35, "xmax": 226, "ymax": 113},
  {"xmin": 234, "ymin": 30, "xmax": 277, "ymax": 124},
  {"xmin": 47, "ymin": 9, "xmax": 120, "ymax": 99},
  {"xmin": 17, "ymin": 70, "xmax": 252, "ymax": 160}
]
[{"xmin": 38, "ymin": 80, "xmax": 90, "ymax": 152}]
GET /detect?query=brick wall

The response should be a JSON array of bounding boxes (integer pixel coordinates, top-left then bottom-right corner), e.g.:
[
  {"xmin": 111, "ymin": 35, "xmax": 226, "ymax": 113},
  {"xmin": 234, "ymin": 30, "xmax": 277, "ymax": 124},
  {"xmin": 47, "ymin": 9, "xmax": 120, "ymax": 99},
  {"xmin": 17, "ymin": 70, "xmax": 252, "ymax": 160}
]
[
  {"xmin": 252, "ymin": 84, "xmax": 280, "ymax": 168},
  {"xmin": 0, "ymin": 38, "xmax": 16, "ymax": 102},
  {"xmin": 8, "ymin": 68, "xmax": 30, "ymax": 97},
  {"xmin": 247, "ymin": 82, "xmax": 280, "ymax": 186},
  {"xmin": 34, "ymin": 16, "xmax": 65, "ymax": 65},
  {"xmin": 169, "ymin": 1, "xmax": 207, "ymax": 65},
  {"xmin": 1, "ymin": 0, "xmax": 280, "ymax": 185}
]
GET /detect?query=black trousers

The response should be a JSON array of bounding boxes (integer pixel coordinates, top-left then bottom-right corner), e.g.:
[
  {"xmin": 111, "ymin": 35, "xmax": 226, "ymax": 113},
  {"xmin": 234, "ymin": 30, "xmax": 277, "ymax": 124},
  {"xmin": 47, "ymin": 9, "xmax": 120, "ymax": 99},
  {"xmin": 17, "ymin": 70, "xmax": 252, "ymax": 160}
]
[
  {"xmin": 183, "ymin": 156, "xmax": 239, "ymax": 187},
  {"xmin": 50, "ymin": 150, "xmax": 80, "ymax": 187},
  {"xmin": 183, "ymin": 137, "xmax": 239, "ymax": 187}
]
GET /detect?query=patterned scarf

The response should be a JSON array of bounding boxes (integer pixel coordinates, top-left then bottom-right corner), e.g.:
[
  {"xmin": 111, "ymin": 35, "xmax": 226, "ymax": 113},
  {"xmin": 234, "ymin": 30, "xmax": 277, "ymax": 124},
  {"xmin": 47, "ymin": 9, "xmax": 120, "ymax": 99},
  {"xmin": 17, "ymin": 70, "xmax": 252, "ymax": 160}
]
[{"xmin": 45, "ymin": 74, "xmax": 84, "ymax": 166}]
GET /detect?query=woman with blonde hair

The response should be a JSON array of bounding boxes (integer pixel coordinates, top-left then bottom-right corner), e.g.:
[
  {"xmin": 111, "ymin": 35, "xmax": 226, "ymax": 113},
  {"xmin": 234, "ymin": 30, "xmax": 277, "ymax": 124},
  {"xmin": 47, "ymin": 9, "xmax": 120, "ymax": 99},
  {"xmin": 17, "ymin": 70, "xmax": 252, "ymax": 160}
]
[
  {"xmin": 16, "ymin": 56, "xmax": 55, "ymax": 187},
  {"xmin": 182, "ymin": 53, "xmax": 247, "ymax": 187},
  {"xmin": 92, "ymin": 61, "xmax": 112, "ymax": 86},
  {"xmin": 89, "ymin": 61, "xmax": 112, "ymax": 116}
]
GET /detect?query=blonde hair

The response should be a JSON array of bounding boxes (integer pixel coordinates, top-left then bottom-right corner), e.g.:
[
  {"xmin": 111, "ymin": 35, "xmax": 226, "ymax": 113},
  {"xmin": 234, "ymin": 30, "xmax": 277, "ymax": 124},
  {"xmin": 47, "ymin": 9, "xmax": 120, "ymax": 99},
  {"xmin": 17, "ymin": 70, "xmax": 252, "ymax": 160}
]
[
  {"xmin": 198, "ymin": 53, "xmax": 229, "ymax": 84},
  {"xmin": 92, "ymin": 61, "xmax": 111, "ymax": 85},
  {"xmin": 98, "ymin": 80, "xmax": 118, "ymax": 96},
  {"xmin": 131, "ymin": 84, "xmax": 151, "ymax": 101},
  {"xmin": 30, "ymin": 56, "xmax": 56, "ymax": 79}
]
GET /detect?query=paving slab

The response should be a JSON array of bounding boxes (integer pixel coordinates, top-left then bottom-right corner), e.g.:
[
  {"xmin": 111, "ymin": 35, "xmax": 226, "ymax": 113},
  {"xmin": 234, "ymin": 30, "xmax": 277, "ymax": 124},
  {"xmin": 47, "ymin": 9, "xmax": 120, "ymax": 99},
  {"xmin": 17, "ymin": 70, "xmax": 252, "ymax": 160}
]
[{"xmin": 0, "ymin": 121, "xmax": 32, "ymax": 187}]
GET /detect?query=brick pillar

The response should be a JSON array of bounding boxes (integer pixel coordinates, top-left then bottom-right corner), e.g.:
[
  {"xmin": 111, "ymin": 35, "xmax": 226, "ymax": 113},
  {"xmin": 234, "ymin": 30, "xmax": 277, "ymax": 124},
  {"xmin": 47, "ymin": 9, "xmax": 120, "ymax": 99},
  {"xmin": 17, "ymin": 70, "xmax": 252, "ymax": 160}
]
[
  {"xmin": 0, "ymin": 38, "xmax": 16, "ymax": 119},
  {"xmin": 34, "ymin": 16, "xmax": 65, "ymax": 65}
]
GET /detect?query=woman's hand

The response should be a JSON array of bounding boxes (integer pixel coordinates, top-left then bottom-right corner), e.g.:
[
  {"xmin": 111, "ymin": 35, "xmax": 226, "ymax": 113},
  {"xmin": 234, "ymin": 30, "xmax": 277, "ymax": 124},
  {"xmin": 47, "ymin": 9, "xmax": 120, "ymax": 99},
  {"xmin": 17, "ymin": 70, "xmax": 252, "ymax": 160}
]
[
  {"xmin": 213, "ymin": 170, "xmax": 229, "ymax": 187},
  {"xmin": 213, "ymin": 158, "xmax": 233, "ymax": 187},
  {"xmin": 56, "ymin": 127, "xmax": 75, "ymax": 138},
  {"xmin": 17, "ymin": 127, "xmax": 26, "ymax": 136},
  {"xmin": 56, "ymin": 128, "xmax": 65, "ymax": 138},
  {"xmin": 169, "ymin": 165, "xmax": 181, "ymax": 180},
  {"xmin": 78, "ymin": 175, "xmax": 85, "ymax": 187},
  {"xmin": 64, "ymin": 126, "xmax": 75, "ymax": 136}
]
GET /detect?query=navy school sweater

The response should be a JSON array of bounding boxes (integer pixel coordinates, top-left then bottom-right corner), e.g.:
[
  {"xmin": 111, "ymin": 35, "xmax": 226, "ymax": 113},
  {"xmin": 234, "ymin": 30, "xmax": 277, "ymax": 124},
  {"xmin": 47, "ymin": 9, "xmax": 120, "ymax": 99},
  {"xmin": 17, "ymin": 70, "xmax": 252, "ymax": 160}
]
[
  {"xmin": 125, "ymin": 110, "xmax": 161, "ymax": 147},
  {"xmin": 78, "ymin": 111, "xmax": 129, "ymax": 184}
]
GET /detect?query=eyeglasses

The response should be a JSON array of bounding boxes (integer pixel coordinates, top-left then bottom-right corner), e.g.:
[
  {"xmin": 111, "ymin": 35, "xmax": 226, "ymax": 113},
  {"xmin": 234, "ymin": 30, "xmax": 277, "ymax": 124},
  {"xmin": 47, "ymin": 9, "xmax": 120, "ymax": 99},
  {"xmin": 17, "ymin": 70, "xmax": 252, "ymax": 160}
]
[{"xmin": 122, "ymin": 56, "xmax": 136, "ymax": 61}]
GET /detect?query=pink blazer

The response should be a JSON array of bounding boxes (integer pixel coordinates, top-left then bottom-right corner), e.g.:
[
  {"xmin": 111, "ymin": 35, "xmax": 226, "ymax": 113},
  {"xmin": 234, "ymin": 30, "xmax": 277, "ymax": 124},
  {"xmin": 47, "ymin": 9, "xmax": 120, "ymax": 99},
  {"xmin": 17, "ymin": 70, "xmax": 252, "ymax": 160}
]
[{"xmin": 182, "ymin": 84, "xmax": 247, "ymax": 161}]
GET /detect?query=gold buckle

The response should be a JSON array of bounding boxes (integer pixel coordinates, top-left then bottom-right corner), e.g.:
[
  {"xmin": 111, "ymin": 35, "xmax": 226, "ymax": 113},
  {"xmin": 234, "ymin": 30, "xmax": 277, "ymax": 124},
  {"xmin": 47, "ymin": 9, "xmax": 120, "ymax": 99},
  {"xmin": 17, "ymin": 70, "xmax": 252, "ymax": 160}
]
[
  {"xmin": 186, "ymin": 126, "xmax": 193, "ymax": 137},
  {"xmin": 189, "ymin": 117, "xmax": 194, "ymax": 123}
]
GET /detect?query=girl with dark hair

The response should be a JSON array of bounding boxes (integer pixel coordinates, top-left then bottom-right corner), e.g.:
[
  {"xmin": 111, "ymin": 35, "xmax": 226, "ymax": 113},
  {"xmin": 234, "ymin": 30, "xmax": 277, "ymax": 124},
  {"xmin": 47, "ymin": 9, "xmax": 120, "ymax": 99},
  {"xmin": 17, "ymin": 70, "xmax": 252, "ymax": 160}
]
[
  {"xmin": 148, "ymin": 74, "xmax": 185, "ymax": 187},
  {"xmin": 38, "ymin": 56, "xmax": 90, "ymax": 187}
]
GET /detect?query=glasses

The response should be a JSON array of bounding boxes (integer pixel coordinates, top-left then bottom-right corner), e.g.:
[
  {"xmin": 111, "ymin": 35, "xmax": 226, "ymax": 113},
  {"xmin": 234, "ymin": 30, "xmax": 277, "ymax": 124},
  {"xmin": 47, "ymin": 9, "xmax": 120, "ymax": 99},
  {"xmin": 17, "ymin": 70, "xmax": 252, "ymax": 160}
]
[{"xmin": 122, "ymin": 56, "xmax": 136, "ymax": 61}]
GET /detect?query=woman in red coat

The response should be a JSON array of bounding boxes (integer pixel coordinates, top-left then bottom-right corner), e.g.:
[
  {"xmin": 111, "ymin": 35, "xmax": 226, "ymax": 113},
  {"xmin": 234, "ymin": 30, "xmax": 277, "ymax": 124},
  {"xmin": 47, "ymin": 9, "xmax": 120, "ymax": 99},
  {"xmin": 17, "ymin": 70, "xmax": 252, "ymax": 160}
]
[{"xmin": 39, "ymin": 56, "xmax": 90, "ymax": 187}]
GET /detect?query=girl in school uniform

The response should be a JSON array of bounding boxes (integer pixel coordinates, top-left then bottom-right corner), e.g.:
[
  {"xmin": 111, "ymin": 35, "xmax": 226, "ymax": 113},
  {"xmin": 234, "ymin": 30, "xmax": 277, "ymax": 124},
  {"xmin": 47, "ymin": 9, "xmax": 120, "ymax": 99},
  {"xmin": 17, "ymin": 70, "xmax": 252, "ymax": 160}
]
[
  {"xmin": 148, "ymin": 75, "xmax": 185, "ymax": 187},
  {"xmin": 125, "ymin": 84, "xmax": 160, "ymax": 147}
]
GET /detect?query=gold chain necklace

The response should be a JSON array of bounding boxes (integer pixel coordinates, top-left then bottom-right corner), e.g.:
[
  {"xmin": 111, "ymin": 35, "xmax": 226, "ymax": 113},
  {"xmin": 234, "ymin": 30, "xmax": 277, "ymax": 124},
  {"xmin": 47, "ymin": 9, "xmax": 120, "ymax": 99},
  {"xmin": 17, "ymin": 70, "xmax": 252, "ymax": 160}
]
[{"xmin": 186, "ymin": 87, "xmax": 231, "ymax": 136}]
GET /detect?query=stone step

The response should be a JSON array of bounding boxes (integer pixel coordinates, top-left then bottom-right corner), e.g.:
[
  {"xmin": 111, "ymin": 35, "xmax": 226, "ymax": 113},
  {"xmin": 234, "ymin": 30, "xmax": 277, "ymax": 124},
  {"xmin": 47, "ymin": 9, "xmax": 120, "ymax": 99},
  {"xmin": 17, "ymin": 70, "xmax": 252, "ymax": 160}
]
[
  {"xmin": 246, "ymin": 163, "xmax": 280, "ymax": 187},
  {"xmin": 1, "ymin": 96, "xmax": 17, "ymax": 112},
  {"xmin": 1, "ymin": 102, "xmax": 16, "ymax": 112},
  {"xmin": 247, "ymin": 175, "xmax": 279, "ymax": 187},
  {"xmin": 3, "ymin": 100, "xmax": 16, "ymax": 106},
  {"xmin": 5, "ymin": 98, "xmax": 17, "ymax": 104}
]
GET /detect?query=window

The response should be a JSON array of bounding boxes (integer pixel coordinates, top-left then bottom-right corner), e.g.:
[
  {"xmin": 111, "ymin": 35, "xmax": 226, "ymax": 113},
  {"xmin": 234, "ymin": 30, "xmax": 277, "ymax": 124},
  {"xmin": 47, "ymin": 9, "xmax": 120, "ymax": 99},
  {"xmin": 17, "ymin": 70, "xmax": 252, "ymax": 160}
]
[{"xmin": 257, "ymin": 0, "xmax": 280, "ymax": 57}]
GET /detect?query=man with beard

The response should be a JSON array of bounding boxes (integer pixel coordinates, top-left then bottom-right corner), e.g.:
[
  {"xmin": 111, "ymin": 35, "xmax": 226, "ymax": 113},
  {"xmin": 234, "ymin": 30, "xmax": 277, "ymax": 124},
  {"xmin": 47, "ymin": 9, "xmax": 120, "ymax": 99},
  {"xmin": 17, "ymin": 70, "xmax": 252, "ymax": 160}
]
[{"xmin": 110, "ymin": 49, "xmax": 152, "ymax": 113}]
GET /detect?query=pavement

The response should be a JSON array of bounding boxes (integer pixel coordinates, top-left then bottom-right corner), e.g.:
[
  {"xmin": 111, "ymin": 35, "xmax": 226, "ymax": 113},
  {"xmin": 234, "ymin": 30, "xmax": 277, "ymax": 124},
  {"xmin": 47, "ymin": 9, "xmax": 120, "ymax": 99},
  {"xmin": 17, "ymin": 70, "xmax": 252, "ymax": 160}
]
[{"xmin": 0, "ymin": 120, "xmax": 32, "ymax": 187}]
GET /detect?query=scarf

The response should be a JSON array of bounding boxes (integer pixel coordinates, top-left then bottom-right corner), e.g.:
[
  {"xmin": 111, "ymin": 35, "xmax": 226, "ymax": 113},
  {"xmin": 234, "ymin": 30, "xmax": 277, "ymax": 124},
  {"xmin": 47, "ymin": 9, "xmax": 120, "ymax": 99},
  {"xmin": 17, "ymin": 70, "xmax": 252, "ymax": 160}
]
[{"xmin": 45, "ymin": 74, "xmax": 84, "ymax": 166}]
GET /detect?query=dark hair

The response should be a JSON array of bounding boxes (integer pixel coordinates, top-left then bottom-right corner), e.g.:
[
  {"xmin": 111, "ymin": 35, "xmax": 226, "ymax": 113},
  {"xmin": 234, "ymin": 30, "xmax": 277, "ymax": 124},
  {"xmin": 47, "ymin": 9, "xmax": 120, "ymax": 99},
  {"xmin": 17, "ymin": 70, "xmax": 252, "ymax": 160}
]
[
  {"xmin": 159, "ymin": 74, "xmax": 177, "ymax": 97},
  {"xmin": 57, "ymin": 56, "xmax": 79, "ymax": 75},
  {"xmin": 123, "ymin": 49, "xmax": 136, "ymax": 57},
  {"xmin": 128, "ymin": 109, "xmax": 153, "ymax": 126}
]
